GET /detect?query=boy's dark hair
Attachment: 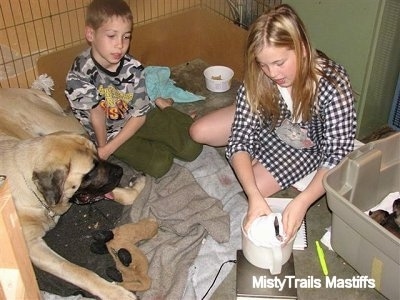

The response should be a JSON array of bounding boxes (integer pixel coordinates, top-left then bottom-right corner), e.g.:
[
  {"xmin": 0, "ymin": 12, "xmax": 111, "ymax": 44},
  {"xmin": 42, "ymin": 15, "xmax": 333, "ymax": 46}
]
[{"xmin": 86, "ymin": 0, "xmax": 133, "ymax": 29}]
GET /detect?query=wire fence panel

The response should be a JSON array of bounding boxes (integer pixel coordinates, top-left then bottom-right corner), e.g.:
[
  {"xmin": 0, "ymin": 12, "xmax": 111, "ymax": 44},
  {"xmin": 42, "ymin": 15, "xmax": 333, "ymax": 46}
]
[{"xmin": 0, "ymin": 0, "xmax": 279, "ymax": 89}]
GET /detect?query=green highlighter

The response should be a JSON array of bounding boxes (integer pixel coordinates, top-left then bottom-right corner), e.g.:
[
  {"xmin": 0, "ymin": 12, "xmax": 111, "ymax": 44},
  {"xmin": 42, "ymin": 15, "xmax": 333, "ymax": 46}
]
[{"xmin": 316, "ymin": 240, "xmax": 329, "ymax": 276}]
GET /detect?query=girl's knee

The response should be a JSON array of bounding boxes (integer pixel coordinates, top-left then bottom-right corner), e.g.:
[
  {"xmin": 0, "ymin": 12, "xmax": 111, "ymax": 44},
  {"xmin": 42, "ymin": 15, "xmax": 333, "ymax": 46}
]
[
  {"xmin": 253, "ymin": 163, "xmax": 281, "ymax": 197},
  {"xmin": 189, "ymin": 121, "xmax": 205, "ymax": 144}
]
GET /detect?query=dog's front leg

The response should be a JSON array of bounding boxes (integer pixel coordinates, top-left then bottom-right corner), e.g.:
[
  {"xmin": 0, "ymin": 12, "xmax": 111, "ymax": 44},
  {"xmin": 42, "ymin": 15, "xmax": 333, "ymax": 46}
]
[
  {"xmin": 112, "ymin": 175, "xmax": 146, "ymax": 205},
  {"xmin": 28, "ymin": 238, "xmax": 137, "ymax": 300}
]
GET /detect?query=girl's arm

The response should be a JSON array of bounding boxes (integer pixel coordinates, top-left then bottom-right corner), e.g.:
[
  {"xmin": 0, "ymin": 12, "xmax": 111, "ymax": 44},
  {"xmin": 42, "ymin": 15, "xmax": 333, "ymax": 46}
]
[
  {"xmin": 230, "ymin": 151, "xmax": 273, "ymax": 231},
  {"xmin": 282, "ymin": 62, "xmax": 356, "ymax": 243},
  {"xmin": 227, "ymin": 85, "xmax": 272, "ymax": 230},
  {"xmin": 282, "ymin": 168, "xmax": 328, "ymax": 242}
]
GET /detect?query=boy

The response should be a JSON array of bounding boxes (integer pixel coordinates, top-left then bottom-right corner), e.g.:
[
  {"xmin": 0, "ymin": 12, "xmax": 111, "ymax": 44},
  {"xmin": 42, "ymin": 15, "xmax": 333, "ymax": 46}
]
[{"xmin": 65, "ymin": 0, "xmax": 202, "ymax": 178}]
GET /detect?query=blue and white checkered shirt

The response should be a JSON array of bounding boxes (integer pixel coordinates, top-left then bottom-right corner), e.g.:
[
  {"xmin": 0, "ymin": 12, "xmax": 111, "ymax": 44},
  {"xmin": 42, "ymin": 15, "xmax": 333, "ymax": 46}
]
[{"xmin": 226, "ymin": 58, "xmax": 357, "ymax": 188}]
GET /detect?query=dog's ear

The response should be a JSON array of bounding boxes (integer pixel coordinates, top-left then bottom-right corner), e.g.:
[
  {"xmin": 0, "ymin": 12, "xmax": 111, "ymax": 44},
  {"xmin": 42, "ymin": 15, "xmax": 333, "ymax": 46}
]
[{"xmin": 32, "ymin": 169, "xmax": 66, "ymax": 206}]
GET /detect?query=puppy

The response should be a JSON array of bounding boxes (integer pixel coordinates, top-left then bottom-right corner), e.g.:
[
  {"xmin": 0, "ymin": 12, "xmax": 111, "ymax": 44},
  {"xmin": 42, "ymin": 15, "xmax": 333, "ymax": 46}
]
[{"xmin": 369, "ymin": 198, "xmax": 400, "ymax": 239}]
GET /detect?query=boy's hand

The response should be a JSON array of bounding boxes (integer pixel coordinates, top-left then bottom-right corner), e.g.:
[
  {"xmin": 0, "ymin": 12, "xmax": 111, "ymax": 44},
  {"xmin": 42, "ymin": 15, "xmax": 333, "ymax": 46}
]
[{"xmin": 97, "ymin": 145, "xmax": 112, "ymax": 160}]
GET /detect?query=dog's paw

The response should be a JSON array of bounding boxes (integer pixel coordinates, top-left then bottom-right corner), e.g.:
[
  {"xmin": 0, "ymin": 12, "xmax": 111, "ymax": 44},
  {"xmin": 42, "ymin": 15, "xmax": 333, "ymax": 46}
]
[
  {"xmin": 129, "ymin": 175, "xmax": 146, "ymax": 192},
  {"xmin": 112, "ymin": 175, "xmax": 146, "ymax": 205},
  {"xmin": 128, "ymin": 173, "xmax": 145, "ymax": 186}
]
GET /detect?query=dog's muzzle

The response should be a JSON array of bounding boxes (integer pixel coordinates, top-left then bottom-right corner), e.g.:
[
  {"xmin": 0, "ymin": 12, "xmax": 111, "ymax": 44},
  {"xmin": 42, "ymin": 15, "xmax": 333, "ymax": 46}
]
[{"xmin": 71, "ymin": 160, "xmax": 123, "ymax": 205}]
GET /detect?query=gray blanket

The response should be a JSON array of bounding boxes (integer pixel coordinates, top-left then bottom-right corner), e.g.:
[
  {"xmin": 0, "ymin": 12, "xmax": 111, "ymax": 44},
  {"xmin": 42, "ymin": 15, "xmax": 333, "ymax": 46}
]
[
  {"xmin": 179, "ymin": 146, "xmax": 247, "ymax": 299},
  {"xmin": 41, "ymin": 146, "xmax": 247, "ymax": 300},
  {"xmin": 120, "ymin": 160, "xmax": 231, "ymax": 299}
]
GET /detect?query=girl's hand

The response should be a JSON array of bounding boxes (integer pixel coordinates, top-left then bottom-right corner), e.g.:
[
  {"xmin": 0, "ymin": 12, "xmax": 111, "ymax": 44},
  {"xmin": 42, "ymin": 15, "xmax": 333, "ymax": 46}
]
[
  {"xmin": 244, "ymin": 195, "xmax": 272, "ymax": 232},
  {"xmin": 281, "ymin": 168, "xmax": 328, "ymax": 243},
  {"xmin": 281, "ymin": 198, "xmax": 308, "ymax": 243}
]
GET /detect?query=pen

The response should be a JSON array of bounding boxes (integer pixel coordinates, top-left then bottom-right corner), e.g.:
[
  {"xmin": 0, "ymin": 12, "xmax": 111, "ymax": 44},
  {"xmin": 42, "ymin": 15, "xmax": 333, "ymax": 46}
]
[
  {"xmin": 315, "ymin": 240, "xmax": 329, "ymax": 276},
  {"xmin": 274, "ymin": 216, "xmax": 279, "ymax": 236},
  {"xmin": 274, "ymin": 216, "xmax": 282, "ymax": 241}
]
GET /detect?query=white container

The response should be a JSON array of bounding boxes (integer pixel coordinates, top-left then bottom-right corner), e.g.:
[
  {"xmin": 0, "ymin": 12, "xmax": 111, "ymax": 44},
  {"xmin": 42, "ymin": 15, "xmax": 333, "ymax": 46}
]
[
  {"xmin": 241, "ymin": 213, "xmax": 295, "ymax": 275},
  {"xmin": 203, "ymin": 66, "xmax": 234, "ymax": 92}
]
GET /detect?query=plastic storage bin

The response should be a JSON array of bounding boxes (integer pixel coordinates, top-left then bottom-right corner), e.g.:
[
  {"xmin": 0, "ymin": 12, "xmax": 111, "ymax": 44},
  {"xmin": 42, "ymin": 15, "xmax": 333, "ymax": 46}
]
[{"xmin": 323, "ymin": 133, "xmax": 400, "ymax": 300}]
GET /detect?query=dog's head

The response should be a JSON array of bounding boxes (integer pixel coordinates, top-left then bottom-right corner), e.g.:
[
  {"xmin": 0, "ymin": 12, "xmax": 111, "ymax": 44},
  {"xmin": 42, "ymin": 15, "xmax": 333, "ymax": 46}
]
[
  {"xmin": 368, "ymin": 209, "xmax": 389, "ymax": 225},
  {"xmin": 31, "ymin": 133, "xmax": 123, "ymax": 213},
  {"xmin": 71, "ymin": 159, "xmax": 123, "ymax": 205}
]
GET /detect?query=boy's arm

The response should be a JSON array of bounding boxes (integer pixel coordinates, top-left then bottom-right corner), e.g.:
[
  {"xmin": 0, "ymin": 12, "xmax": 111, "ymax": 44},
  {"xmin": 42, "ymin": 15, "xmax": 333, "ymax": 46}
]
[
  {"xmin": 90, "ymin": 104, "xmax": 107, "ymax": 147},
  {"xmin": 97, "ymin": 114, "xmax": 146, "ymax": 160}
]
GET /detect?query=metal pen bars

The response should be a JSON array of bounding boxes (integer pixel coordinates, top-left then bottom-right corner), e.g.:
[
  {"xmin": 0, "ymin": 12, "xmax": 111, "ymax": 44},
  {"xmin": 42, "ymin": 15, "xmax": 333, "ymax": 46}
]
[{"xmin": 0, "ymin": 0, "xmax": 280, "ymax": 89}]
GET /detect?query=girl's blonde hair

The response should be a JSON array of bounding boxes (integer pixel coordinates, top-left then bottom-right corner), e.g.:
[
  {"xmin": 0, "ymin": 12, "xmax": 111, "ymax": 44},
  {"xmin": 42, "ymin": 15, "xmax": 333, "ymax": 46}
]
[
  {"xmin": 86, "ymin": 0, "xmax": 133, "ymax": 30},
  {"xmin": 244, "ymin": 4, "xmax": 321, "ymax": 125}
]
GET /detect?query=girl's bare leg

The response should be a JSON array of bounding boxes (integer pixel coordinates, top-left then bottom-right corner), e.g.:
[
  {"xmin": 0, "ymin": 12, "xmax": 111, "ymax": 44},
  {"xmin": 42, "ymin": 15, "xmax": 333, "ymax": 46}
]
[
  {"xmin": 189, "ymin": 104, "xmax": 235, "ymax": 147},
  {"xmin": 252, "ymin": 161, "xmax": 281, "ymax": 197}
]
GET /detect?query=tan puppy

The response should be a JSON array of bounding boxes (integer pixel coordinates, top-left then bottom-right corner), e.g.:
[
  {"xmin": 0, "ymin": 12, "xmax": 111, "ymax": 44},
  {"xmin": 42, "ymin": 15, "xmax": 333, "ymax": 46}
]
[{"xmin": 0, "ymin": 88, "xmax": 145, "ymax": 299}]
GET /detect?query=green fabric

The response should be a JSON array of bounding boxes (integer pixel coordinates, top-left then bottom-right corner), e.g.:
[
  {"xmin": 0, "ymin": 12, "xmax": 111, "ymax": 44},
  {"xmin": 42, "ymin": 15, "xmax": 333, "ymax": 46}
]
[{"xmin": 114, "ymin": 107, "xmax": 202, "ymax": 178}]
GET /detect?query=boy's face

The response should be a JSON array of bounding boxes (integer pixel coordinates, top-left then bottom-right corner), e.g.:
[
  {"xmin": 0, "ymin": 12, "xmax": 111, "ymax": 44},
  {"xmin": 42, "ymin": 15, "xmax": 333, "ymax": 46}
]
[{"xmin": 85, "ymin": 16, "xmax": 132, "ymax": 71}]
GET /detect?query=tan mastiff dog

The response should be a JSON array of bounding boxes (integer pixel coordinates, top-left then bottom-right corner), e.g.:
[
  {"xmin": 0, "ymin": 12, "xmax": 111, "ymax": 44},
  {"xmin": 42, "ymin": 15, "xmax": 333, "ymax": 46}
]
[{"xmin": 0, "ymin": 88, "xmax": 145, "ymax": 299}]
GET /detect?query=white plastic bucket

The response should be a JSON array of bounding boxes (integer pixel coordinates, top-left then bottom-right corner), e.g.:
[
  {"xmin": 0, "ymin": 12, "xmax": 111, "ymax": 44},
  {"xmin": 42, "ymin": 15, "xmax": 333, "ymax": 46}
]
[
  {"xmin": 203, "ymin": 66, "xmax": 234, "ymax": 92},
  {"xmin": 241, "ymin": 213, "xmax": 295, "ymax": 274}
]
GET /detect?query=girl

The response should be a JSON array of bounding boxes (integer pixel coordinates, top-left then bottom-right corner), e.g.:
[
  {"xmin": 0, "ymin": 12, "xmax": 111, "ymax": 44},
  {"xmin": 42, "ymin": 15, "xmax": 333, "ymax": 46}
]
[{"xmin": 190, "ymin": 4, "xmax": 357, "ymax": 242}]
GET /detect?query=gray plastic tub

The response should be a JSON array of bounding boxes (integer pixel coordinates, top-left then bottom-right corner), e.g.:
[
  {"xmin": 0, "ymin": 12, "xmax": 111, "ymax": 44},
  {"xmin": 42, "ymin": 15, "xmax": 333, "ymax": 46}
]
[{"xmin": 323, "ymin": 132, "xmax": 400, "ymax": 300}]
